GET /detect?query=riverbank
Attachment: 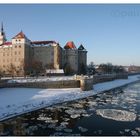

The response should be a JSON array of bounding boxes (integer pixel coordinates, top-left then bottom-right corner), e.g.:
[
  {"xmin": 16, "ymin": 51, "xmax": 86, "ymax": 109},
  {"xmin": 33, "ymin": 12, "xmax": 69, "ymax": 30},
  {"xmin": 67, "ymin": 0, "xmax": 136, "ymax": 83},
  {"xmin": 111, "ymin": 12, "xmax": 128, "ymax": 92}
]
[{"xmin": 0, "ymin": 75, "xmax": 140, "ymax": 122}]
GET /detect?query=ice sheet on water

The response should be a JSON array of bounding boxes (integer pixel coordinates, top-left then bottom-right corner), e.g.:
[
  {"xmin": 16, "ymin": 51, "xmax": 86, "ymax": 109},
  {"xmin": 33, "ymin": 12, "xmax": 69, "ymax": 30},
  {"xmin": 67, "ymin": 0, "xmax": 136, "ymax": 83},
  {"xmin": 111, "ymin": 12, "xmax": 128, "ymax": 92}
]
[
  {"xmin": 64, "ymin": 129, "xmax": 73, "ymax": 133},
  {"xmin": 78, "ymin": 126, "xmax": 88, "ymax": 132},
  {"xmin": 65, "ymin": 108, "xmax": 86, "ymax": 115},
  {"xmin": 70, "ymin": 103, "xmax": 83, "ymax": 109},
  {"xmin": 63, "ymin": 118, "xmax": 70, "ymax": 122},
  {"xmin": 131, "ymin": 130, "xmax": 139, "ymax": 136},
  {"xmin": 124, "ymin": 129, "xmax": 131, "ymax": 132},
  {"xmin": 51, "ymin": 132, "xmax": 64, "ymax": 136},
  {"xmin": 26, "ymin": 125, "xmax": 38, "ymax": 134},
  {"xmin": 135, "ymin": 128, "xmax": 140, "ymax": 133},
  {"xmin": 48, "ymin": 123, "xmax": 56, "ymax": 129},
  {"xmin": 61, "ymin": 122, "xmax": 69, "ymax": 126},
  {"xmin": 82, "ymin": 113, "xmax": 92, "ymax": 117},
  {"xmin": 37, "ymin": 115, "xmax": 58, "ymax": 123},
  {"xmin": 55, "ymin": 123, "xmax": 68, "ymax": 131},
  {"xmin": 88, "ymin": 101, "xmax": 97, "ymax": 106},
  {"xmin": 70, "ymin": 114, "xmax": 80, "ymax": 119},
  {"xmin": 96, "ymin": 109, "xmax": 136, "ymax": 122},
  {"xmin": 119, "ymin": 131, "xmax": 125, "ymax": 135}
]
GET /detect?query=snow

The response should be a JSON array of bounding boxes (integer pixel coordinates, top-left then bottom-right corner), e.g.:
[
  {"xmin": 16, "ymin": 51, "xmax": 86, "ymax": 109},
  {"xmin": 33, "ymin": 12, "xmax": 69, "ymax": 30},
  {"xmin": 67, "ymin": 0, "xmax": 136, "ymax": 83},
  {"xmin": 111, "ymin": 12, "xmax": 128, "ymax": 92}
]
[
  {"xmin": 94, "ymin": 75, "xmax": 140, "ymax": 93},
  {"xmin": 7, "ymin": 76, "xmax": 74, "ymax": 83},
  {"xmin": 0, "ymin": 88, "xmax": 94, "ymax": 121},
  {"xmin": 0, "ymin": 75, "xmax": 140, "ymax": 121},
  {"xmin": 46, "ymin": 69, "xmax": 64, "ymax": 74}
]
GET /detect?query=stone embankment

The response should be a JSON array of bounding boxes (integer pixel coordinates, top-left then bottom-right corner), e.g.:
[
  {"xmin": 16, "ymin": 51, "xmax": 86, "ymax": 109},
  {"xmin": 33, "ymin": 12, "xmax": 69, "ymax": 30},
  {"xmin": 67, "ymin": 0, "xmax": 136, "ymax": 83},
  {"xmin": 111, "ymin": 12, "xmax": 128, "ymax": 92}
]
[{"xmin": 0, "ymin": 73, "xmax": 138, "ymax": 91}]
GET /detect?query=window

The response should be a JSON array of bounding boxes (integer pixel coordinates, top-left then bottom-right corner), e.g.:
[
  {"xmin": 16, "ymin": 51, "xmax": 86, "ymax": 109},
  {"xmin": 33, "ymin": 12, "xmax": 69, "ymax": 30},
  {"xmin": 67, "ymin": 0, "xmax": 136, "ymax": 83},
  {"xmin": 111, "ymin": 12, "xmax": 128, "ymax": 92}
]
[
  {"xmin": 19, "ymin": 39, "xmax": 21, "ymax": 42},
  {"xmin": 3, "ymin": 53, "xmax": 5, "ymax": 56},
  {"xmin": 3, "ymin": 65, "xmax": 5, "ymax": 68},
  {"xmin": 15, "ymin": 45, "xmax": 17, "ymax": 48},
  {"xmin": 3, "ymin": 59, "xmax": 5, "ymax": 62},
  {"xmin": 19, "ymin": 52, "xmax": 20, "ymax": 55},
  {"xmin": 7, "ymin": 59, "xmax": 9, "ymax": 62},
  {"xmin": 7, "ymin": 53, "xmax": 9, "ymax": 56},
  {"xmin": 15, "ymin": 58, "xmax": 16, "ymax": 62},
  {"xmin": 19, "ymin": 45, "xmax": 21, "ymax": 48},
  {"xmin": 15, "ymin": 51, "xmax": 17, "ymax": 55}
]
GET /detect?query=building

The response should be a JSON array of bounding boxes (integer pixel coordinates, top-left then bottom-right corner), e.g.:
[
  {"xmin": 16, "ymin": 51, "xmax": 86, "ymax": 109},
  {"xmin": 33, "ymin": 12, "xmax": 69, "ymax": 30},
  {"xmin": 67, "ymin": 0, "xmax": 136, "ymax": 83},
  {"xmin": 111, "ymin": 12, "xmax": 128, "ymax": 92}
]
[
  {"xmin": 0, "ymin": 23, "xmax": 87, "ymax": 76},
  {"xmin": 63, "ymin": 42, "xmax": 87, "ymax": 74}
]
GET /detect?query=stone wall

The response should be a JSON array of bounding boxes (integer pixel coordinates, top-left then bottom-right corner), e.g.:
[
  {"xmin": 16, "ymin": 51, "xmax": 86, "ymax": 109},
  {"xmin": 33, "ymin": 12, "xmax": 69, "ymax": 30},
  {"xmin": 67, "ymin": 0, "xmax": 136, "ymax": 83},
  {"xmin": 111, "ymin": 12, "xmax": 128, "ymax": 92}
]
[
  {"xmin": 93, "ymin": 73, "xmax": 128, "ymax": 84},
  {"xmin": 0, "ymin": 80, "xmax": 80, "ymax": 89},
  {"xmin": 0, "ymin": 73, "xmax": 129, "ymax": 91}
]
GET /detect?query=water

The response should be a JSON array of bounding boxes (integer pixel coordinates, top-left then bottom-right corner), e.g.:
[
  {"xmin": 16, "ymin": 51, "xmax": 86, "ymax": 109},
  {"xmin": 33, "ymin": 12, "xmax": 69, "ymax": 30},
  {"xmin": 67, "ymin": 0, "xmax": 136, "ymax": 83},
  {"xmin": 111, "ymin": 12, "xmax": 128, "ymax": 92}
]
[{"xmin": 0, "ymin": 82, "xmax": 140, "ymax": 136}]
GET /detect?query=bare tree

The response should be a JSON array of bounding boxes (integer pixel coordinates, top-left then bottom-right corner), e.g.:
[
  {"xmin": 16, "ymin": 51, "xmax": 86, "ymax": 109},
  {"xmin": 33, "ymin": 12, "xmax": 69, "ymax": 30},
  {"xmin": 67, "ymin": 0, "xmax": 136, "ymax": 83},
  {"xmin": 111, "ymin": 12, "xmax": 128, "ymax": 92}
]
[
  {"xmin": 30, "ymin": 60, "xmax": 45, "ymax": 77},
  {"xmin": 7, "ymin": 63, "xmax": 17, "ymax": 78}
]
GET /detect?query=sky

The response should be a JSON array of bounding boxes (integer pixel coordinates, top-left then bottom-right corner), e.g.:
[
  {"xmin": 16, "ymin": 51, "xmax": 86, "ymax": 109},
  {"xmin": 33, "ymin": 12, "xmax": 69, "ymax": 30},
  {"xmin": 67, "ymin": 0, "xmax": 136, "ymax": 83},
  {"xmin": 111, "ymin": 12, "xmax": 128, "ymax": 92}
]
[{"xmin": 0, "ymin": 4, "xmax": 140, "ymax": 66}]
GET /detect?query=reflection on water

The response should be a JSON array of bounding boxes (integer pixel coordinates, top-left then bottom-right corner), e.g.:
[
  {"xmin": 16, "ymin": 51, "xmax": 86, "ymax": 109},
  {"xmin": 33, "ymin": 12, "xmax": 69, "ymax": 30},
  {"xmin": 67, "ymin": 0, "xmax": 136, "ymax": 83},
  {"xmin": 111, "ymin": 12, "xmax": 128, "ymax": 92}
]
[{"xmin": 0, "ymin": 82, "xmax": 140, "ymax": 136}]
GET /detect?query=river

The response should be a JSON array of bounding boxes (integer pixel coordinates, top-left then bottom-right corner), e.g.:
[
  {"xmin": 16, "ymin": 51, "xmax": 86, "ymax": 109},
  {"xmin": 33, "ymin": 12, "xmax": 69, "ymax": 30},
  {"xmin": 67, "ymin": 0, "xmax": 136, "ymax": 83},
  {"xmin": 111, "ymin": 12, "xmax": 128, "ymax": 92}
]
[{"xmin": 0, "ymin": 82, "xmax": 140, "ymax": 136}]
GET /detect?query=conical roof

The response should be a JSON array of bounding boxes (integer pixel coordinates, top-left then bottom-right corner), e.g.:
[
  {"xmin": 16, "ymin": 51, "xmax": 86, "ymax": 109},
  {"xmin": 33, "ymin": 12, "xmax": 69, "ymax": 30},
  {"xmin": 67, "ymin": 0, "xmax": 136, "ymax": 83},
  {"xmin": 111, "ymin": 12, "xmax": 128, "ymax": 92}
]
[
  {"xmin": 12, "ymin": 31, "xmax": 28, "ymax": 39},
  {"xmin": 64, "ymin": 41, "xmax": 76, "ymax": 49},
  {"xmin": 78, "ymin": 44, "xmax": 86, "ymax": 50}
]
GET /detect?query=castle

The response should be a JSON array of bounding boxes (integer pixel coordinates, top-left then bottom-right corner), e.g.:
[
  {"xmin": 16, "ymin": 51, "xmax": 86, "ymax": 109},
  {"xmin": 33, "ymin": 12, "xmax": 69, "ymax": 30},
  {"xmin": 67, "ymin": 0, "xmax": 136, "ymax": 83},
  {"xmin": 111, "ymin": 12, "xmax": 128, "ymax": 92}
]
[{"xmin": 0, "ymin": 23, "xmax": 87, "ymax": 76}]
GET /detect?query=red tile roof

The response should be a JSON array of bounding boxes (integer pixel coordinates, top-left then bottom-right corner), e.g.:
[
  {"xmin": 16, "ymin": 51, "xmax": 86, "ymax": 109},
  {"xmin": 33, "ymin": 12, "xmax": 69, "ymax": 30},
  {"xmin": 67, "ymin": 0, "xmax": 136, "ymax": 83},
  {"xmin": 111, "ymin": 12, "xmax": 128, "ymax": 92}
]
[
  {"xmin": 64, "ymin": 41, "xmax": 76, "ymax": 49},
  {"xmin": 31, "ymin": 41, "xmax": 57, "ymax": 45},
  {"xmin": 3, "ymin": 42, "xmax": 12, "ymax": 45},
  {"xmin": 12, "ymin": 31, "xmax": 27, "ymax": 39}
]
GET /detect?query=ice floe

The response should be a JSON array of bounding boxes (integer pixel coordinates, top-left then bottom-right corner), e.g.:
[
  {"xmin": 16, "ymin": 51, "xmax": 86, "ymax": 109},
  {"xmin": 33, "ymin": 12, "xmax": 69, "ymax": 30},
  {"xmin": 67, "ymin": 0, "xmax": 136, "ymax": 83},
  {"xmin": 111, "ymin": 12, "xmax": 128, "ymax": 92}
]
[
  {"xmin": 78, "ymin": 126, "xmax": 88, "ymax": 132},
  {"xmin": 96, "ymin": 109, "xmax": 136, "ymax": 122},
  {"xmin": 63, "ymin": 128, "xmax": 73, "ymax": 133},
  {"xmin": 130, "ymin": 130, "xmax": 139, "ymax": 136},
  {"xmin": 70, "ymin": 114, "xmax": 80, "ymax": 119},
  {"xmin": 82, "ymin": 113, "xmax": 92, "ymax": 117},
  {"xmin": 48, "ymin": 123, "xmax": 56, "ymax": 129}
]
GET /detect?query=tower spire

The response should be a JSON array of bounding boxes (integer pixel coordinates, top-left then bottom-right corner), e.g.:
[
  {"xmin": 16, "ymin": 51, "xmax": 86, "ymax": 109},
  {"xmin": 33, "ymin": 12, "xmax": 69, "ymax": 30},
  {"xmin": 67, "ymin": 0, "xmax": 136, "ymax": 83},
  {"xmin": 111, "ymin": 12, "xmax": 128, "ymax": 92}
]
[
  {"xmin": 1, "ymin": 22, "xmax": 4, "ymax": 36},
  {"xmin": 1, "ymin": 22, "xmax": 3, "ymax": 32}
]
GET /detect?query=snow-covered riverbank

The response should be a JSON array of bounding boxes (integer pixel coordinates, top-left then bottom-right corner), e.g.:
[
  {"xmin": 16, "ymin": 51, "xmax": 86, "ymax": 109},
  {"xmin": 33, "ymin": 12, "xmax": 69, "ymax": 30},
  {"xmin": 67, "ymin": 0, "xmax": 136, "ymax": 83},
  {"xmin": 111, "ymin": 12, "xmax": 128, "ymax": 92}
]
[
  {"xmin": 0, "ymin": 75, "xmax": 140, "ymax": 121},
  {"xmin": 94, "ymin": 75, "xmax": 140, "ymax": 93}
]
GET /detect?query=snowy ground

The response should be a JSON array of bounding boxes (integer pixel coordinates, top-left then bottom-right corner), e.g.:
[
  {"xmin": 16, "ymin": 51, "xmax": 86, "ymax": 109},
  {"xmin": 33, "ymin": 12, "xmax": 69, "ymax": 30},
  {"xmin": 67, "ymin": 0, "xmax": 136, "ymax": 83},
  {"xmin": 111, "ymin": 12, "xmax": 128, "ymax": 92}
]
[
  {"xmin": 0, "ymin": 75, "xmax": 140, "ymax": 121},
  {"xmin": 94, "ymin": 75, "xmax": 140, "ymax": 93},
  {"xmin": 7, "ymin": 76, "xmax": 74, "ymax": 83}
]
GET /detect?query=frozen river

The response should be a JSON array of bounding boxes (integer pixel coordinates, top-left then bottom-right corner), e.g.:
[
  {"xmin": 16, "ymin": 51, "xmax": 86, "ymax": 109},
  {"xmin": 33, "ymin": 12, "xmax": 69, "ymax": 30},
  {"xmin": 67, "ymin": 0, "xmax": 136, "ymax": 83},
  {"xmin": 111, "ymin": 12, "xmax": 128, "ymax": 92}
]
[{"xmin": 0, "ymin": 82, "xmax": 140, "ymax": 136}]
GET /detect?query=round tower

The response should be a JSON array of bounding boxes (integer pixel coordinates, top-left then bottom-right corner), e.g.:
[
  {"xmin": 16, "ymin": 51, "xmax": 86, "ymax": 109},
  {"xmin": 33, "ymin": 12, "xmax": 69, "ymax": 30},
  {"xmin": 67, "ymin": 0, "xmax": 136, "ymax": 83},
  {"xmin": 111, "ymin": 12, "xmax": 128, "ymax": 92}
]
[
  {"xmin": 78, "ymin": 44, "xmax": 87, "ymax": 74},
  {"xmin": 64, "ymin": 41, "xmax": 78, "ymax": 74}
]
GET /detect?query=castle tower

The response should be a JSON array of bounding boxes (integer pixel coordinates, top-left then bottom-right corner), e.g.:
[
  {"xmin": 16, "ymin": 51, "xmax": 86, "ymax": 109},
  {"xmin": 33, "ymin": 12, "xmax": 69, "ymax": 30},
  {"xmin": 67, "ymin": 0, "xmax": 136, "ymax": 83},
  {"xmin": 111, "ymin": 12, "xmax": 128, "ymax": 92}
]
[
  {"xmin": 11, "ymin": 31, "xmax": 31, "ymax": 76},
  {"xmin": 0, "ymin": 22, "xmax": 6, "ymax": 45},
  {"xmin": 64, "ymin": 41, "xmax": 78, "ymax": 74},
  {"xmin": 78, "ymin": 44, "xmax": 87, "ymax": 74}
]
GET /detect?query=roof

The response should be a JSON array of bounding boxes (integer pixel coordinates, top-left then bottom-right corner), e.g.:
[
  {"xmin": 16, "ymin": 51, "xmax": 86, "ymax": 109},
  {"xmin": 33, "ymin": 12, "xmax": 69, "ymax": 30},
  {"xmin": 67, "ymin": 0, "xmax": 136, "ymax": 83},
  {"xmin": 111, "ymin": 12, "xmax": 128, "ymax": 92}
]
[
  {"xmin": 78, "ymin": 44, "xmax": 86, "ymax": 50},
  {"xmin": 64, "ymin": 41, "xmax": 76, "ymax": 49},
  {"xmin": 31, "ymin": 41, "xmax": 57, "ymax": 45},
  {"xmin": 3, "ymin": 42, "xmax": 12, "ymax": 45},
  {"xmin": 12, "ymin": 31, "xmax": 28, "ymax": 39}
]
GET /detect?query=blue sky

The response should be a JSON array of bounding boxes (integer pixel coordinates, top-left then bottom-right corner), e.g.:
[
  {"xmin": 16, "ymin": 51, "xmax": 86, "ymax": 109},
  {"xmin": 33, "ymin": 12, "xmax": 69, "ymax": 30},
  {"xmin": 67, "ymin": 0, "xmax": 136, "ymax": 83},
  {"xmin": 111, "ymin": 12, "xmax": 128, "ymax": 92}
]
[{"xmin": 0, "ymin": 4, "xmax": 140, "ymax": 66}]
